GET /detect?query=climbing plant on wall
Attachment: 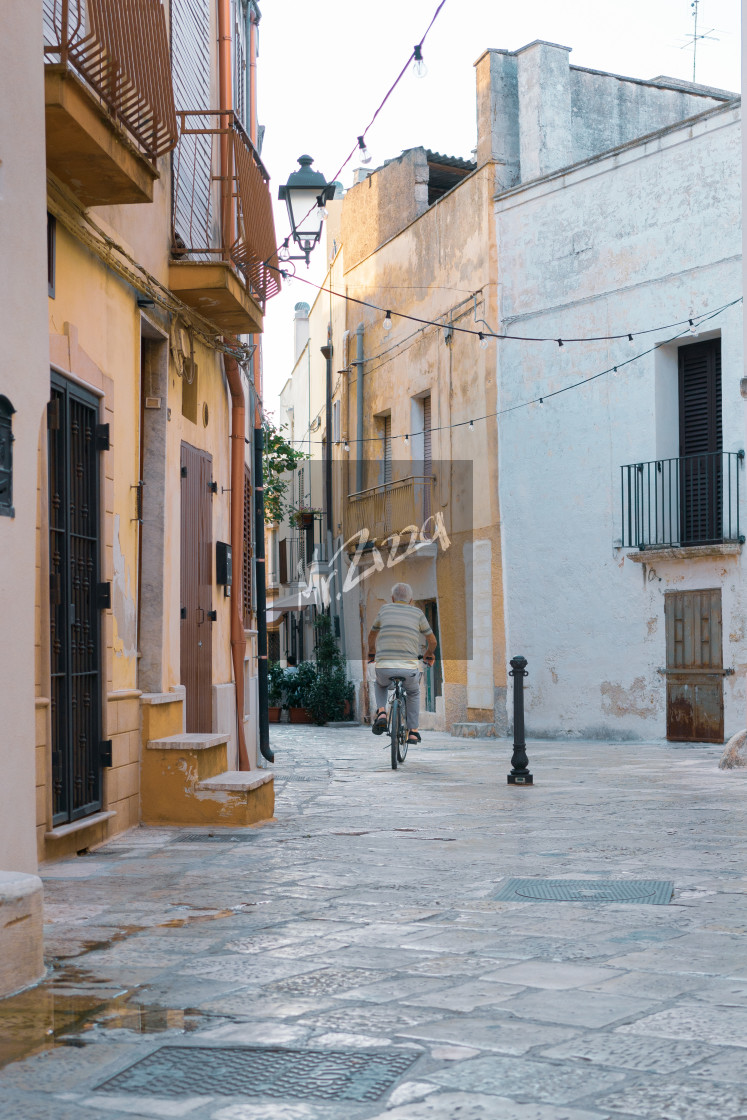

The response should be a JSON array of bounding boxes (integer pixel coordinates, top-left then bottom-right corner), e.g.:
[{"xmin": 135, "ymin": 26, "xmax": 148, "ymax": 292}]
[{"xmin": 262, "ymin": 417, "xmax": 307, "ymax": 524}]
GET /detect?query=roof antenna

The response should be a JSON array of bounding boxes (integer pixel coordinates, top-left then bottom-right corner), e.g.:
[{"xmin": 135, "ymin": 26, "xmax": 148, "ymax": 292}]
[{"xmin": 682, "ymin": 0, "xmax": 719, "ymax": 83}]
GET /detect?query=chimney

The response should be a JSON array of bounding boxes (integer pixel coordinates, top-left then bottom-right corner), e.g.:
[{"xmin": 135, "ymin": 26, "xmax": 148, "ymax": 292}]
[
  {"xmin": 293, "ymin": 302, "xmax": 310, "ymax": 363},
  {"xmin": 475, "ymin": 49, "xmax": 520, "ymax": 189},
  {"xmin": 516, "ymin": 41, "xmax": 572, "ymax": 180}
]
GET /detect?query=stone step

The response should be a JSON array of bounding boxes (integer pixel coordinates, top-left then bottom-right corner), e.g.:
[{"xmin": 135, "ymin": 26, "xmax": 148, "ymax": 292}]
[
  {"xmin": 451, "ymin": 722, "xmax": 497, "ymax": 738},
  {"xmin": 147, "ymin": 733, "xmax": 228, "ymax": 751},
  {"xmin": 196, "ymin": 770, "xmax": 274, "ymax": 793}
]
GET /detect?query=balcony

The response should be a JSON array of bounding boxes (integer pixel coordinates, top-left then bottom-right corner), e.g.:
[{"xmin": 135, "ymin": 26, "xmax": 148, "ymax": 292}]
[
  {"xmin": 345, "ymin": 475, "xmax": 435, "ymax": 549},
  {"xmin": 169, "ymin": 111, "xmax": 281, "ymax": 335},
  {"xmin": 621, "ymin": 451, "xmax": 745, "ymax": 557},
  {"xmin": 43, "ymin": 0, "xmax": 178, "ymax": 205}
]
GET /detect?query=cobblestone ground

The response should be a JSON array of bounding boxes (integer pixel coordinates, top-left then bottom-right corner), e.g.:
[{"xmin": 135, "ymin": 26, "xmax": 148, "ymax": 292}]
[{"xmin": 1, "ymin": 727, "xmax": 747, "ymax": 1119}]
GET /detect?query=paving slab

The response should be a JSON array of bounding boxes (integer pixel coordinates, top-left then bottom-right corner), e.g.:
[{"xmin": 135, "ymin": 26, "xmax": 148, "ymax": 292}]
[{"xmin": 2, "ymin": 727, "xmax": 746, "ymax": 1117}]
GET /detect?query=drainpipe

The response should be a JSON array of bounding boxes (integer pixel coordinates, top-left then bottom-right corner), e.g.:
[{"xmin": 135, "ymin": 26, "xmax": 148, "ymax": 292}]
[
  {"xmin": 322, "ymin": 336, "xmax": 333, "ymax": 540},
  {"xmin": 225, "ymin": 356, "xmax": 251, "ymax": 771},
  {"xmin": 217, "ymin": 0, "xmax": 234, "ymax": 258},
  {"xmin": 217, "ymin": 0, "xmax": 250, "ymax": 769},
  {"xmin": 254, "ymin": 424, "xmax": 273, "ymax": 763},
  {"xmin": 355, "ymin": 323, "xmax": 364, "ymax": 493},
  {"xmin": 245, "ymin": 0, "xmax": 272, "ymax": 763}
]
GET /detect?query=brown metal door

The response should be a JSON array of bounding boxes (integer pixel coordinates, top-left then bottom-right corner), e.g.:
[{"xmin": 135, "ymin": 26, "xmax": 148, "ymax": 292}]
[
  {"xmin": 664, "ymin": 589, "xmax": 724, "ymax": 743},
  {"xmin": 180, "ymin": 442, "xmax": 213, "ymax": 732}
]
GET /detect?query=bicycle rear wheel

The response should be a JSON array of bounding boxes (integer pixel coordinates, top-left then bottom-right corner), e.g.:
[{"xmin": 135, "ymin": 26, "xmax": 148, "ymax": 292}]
[
  {"xmin": 390, "ymin": 697, "xmax": 399, "ymax": 770},
  {"xmin": 397, "ymin": 720, "xmax": 408, "ymax": 763}
]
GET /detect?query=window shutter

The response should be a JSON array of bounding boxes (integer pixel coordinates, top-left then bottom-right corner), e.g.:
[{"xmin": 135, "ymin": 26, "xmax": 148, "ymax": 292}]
[
  {"xmin": 678, "ymin": 339, "xmax": 722, "ymax": 544},
  {"xmin": 278, "ymin": 539, "xmax": 288, "ymax": 585},
  {"xmin": 423, "ymin": 395, "xmax": 432, "ymax": 475},
  {"xmin": 679, "ymin": 339, "xmax": 721, "ymax": 457},
  {"xmin": 242, "ymin": 463, "xmax": 252, "ymax": 626},
  {"xmin": 383, "ymin": 416, "xmax": 392, "ymax": 486},
  {"xmin": 171, "ymin": 0, "xmax": 211, "ymax": 249}
]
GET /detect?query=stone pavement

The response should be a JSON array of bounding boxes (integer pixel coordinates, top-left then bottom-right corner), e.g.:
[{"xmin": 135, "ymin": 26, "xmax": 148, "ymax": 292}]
[{"xmin": 1, "ymin": 727, "xmax": 747, "ymax": 1120}]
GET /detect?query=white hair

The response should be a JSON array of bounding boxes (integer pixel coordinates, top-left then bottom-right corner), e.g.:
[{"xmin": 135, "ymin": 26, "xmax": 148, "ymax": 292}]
[{"xmin": 391, "ymin": 582, "xmax": 413, "ymax": 603}]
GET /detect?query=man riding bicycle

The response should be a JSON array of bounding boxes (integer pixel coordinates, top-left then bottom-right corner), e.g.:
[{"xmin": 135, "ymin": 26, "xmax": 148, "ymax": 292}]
[{"xmin": 367, "ymin": 582, "xmax": 437, "ymax": 746}]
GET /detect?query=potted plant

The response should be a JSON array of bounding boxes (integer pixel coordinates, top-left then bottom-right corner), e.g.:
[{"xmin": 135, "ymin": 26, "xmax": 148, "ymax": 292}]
[
  {"xmin": 285, "ymin": 661, "xmax": 316, "ymax": 723},
  {"xmin": 289, "ymin": 506, "xmax": 320, "ymax": 530},
  {"xmin": 304, "ymin": 616, "xmax": 355, "ymax": 725},
  {"xmin": 268, "ymin": 661, "xmax": 284, "ymax": 722}
]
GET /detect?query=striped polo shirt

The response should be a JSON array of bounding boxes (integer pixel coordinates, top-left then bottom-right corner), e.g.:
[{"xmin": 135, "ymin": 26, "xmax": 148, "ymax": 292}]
[{"xmin": 371, "ymin": 602, "xmax": 433, "ymax": 671}]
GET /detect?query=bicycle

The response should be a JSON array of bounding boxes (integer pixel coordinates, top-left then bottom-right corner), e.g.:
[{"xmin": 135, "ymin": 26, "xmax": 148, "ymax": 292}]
[
  {"xmin": 384, "ymin": 656, "xmax": 429, "ymax": 770},
  {"xmin": 386, "ymin": 675, "xmax": 409, "ymax": 770}
]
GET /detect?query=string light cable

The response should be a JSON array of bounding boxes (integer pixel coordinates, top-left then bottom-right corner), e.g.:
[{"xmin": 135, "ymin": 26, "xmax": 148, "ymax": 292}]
[
  {"xmin": 273, "ymin": 264, "xmax": 734, "ymax": 349},
  {"xmin": 294, "ymin": 295, "xmax": 742, "ymax": 446},
  {"xmin": 269, "ymin": 0, "xmax": 449, "ymax": 273}
]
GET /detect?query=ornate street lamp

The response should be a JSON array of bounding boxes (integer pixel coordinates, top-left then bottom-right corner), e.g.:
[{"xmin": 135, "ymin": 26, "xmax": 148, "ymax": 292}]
[{"xmin": 278, "ymin": 155, "xmax": 336, "ymax": 267}]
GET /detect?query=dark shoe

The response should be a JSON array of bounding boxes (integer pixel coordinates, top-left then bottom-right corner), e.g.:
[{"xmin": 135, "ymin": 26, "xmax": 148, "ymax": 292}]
[
  {"xmin": 407, "ymin": 731, "xmax": 421, "ymax": 744},
  {"xmin": 372, "ymin": 712, "xmax": 387, "ymax": 735}
]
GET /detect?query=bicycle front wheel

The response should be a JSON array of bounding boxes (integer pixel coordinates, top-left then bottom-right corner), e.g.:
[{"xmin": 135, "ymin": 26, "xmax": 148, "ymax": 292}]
[{"xmin": 390, "ymin": 697, "xmax": 399, "ymax": 770}]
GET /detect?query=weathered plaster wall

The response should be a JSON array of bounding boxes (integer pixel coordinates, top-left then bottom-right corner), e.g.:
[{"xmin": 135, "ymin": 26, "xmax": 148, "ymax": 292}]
[
  {"xmin": 341, "ymin": 149, "xmax": 430, "ymax": 272},
  {"xmin": 0, "ymin": 3, "xmax": 50, "ymax": 874},
  {"xmin": 339, "ymin": 163, "xmax": 507, "ymax": 730},
  {"xmin": 496, "ymin": 103, "xmax": 744, "ymax": 739},
  {"xmin": 475, "ymin": 40, "xmax": 730, "ymax": 188}
]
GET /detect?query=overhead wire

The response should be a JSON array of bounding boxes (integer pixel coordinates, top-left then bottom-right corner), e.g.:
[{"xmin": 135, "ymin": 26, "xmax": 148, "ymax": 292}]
[{"xmin": 286, "ymin": 296, "xmax": 742, "ymax": 447}]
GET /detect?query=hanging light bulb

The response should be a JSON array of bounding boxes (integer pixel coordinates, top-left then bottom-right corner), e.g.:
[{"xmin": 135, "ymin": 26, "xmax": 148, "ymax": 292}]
[
  {"xmin": 628, "ymin": 333, "xmax": 634, "ymax": 344},
  {"xmin": 404, "ymin": 433, "xmax": 409, "ymax": 443},
  {"xmin": 316, "ymin": 194, "xmax": 328, "ymax": 221},
  {"xmin": 688, "ymin": 318, "xmax": 698, "ymax": 334},
  {"xmin": 343, "ymin": 439, "xmax": 350, "ymax": 453},
  {"xmin": 478, "ymin": 332, "xmax": 488, "ymax": 350},
  {"xmin": 383, "ymin": 310, "xmax": 393, "ymax": 332},
  {"xmin": 539, "ymin": 397, "xmax": 544, "ymax": 405},
  {"xmin": 357, "ymin": 135, "xmax": 372, "ymax": 165},
  {"xmin": 468, "ymin": 420, "xmax": 474, "ymax": 431},
  {"xmin": 279, "ymin": 239, "xmax": 290, "ymax": 262},
  {"xmin": 412, "ymin": 44, "xmax": 428, "ymax": 78},
  {"xmin": 557, "ymin": 339, "xmax": 564, "ymax": 348}
]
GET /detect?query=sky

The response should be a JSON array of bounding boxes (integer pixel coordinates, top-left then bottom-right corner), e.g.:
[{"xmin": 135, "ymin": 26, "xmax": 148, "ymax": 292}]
[{"xmin": 256, "ymin": 0, "xmax": 741, "ymax": 413}]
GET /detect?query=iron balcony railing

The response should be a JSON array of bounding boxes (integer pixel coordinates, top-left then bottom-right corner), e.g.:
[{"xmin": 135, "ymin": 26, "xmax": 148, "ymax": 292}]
[
  {"xmin": 345, "ymin": 475, "xmax": 435, "ymax": 544},
  {"xmin": 43, "ymin": 0, "xmax": 178, "ymax": 162},
  {"xmin": 172, "ymin": 110, "xmax": 281, "ymax": 306},
  {"xmin": 621, "ymin": 451, "xmax": 745, "ymax": 549}
]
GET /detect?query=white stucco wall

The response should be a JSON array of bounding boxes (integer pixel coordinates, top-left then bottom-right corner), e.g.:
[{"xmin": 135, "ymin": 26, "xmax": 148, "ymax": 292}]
[
  {"xmin": 0, "ymin": 7, "xmax": 51, "ymax": 869},
  {"xmin": 496, "ymin": 102, "xmax": 744, "ymax": 740}
]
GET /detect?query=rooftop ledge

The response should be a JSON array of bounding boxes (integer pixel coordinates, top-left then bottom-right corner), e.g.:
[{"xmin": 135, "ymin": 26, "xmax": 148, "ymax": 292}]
[{"xmin": 626, "ymin": 543, "xmax": 742, "ymax": 563}]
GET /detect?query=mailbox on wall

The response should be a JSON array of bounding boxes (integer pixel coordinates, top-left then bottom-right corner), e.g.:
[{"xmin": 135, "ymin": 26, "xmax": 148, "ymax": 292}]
[{"xmin": 216, "ymin": 541, "xmax": 232, "ymax": 591}]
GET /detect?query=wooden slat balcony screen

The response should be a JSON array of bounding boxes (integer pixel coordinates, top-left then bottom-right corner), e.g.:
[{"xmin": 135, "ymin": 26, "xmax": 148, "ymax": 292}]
[
  {"xmin": 345, "ymin": 476, "xmax": 435, "ymax": 545},
  {"xmin": 172, "ymin": 111, "xmax": 281, "ymax": 306},
  {"xmin": 43, "ymin": 0, "xmax": 178, "ymax": 162}
]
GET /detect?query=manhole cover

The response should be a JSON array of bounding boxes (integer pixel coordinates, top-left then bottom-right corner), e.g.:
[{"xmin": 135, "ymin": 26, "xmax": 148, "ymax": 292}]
[
  {"xmin": 96, "ymin": 1046, "xmax": 417, "ymax": 1102},
  {"xmin": 172, "ymin": 833, "xmax": 257, "ymax": 843},
  {"xmin": 494, "ymin": 878, "xmax": 673, "ymax": 904}
]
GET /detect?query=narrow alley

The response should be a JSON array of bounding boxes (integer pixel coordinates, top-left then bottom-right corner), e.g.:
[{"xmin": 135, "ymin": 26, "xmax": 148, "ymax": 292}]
[{"xmin": 1, "ymin": 728, "xmax": 746, "ymax": 1119}]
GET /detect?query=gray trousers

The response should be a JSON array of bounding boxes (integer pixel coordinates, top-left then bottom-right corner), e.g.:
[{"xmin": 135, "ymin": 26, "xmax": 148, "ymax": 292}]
[{"xmin": 375, "ymin": 667, "xmax": 421, "ymax": 729}]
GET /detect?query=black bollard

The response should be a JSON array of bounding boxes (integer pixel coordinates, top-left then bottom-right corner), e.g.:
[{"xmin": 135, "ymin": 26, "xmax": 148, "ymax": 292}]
[{"xmin": 508, "ymin": 655, "xmax": 533, "ymax": 785}]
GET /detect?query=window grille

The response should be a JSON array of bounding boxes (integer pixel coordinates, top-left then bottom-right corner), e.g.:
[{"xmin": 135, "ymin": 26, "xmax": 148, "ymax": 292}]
[{"xmin": 0, "ymin": 396, "xmax": 15, "ymax": 518}]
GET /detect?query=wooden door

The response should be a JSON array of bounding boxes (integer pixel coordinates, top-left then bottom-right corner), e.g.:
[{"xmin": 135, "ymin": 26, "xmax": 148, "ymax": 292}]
[
  {"xmin": 48, "ymin": 374, "xmax": 104, "ymax": 824},
  {"xmin": 664, "ymin": 589, "xmax": 724, "ymax": 743},
  {"xmin": 180, "ymin": 442, "xmax": 213, "ymax": 732}
]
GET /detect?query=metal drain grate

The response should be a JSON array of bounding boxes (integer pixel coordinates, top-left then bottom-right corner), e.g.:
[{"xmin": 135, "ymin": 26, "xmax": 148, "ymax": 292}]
[
  {"xmin": 172, "ymin": 833, "xmax": 257, "ymax": 843},
  {"xmin": 495, "ymin": 878, "xmax": 673, "ymax": 904},
  {"xmin": 96, "ymin": 1046, "xmax": 417, "ymax": 1102}
]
